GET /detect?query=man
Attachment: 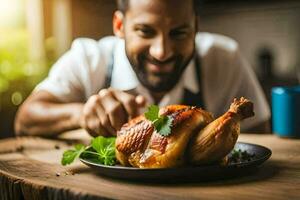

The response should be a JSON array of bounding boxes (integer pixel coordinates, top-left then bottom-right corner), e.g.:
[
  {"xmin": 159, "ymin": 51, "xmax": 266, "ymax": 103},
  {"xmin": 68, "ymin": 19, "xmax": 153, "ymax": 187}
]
[{"xmin": 14, "ymin": 0, "xmax": 270, "ymax": 137}]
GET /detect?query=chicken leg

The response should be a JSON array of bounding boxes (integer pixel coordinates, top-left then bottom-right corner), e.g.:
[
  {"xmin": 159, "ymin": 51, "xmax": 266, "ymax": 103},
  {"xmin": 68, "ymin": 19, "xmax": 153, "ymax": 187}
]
[{"xmin": 188, "ymin": 97, "xmax": 254, "ymax": 165}]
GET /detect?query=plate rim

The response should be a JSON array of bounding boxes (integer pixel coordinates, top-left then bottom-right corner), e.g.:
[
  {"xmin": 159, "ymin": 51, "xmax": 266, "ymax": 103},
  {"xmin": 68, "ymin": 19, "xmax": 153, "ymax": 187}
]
[{"xmin": 79, "ymin": 142, "xmax": 272, "ymax": 171}]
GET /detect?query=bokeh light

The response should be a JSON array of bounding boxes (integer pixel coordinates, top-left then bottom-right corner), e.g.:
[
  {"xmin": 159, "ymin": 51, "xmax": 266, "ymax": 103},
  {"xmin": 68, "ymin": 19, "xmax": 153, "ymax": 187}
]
[{"xmin": 11, "ymin": 91, "xmax": 23, "ymax": 106}]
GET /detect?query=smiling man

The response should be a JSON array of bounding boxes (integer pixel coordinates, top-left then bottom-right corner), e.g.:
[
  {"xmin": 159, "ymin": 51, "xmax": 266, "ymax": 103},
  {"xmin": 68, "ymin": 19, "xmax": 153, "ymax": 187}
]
[
  {"xmin": 14, "ymin": 0, "xmax": 270, "ymax": 137},
  {"xmin": 120, "ymin": 0, "xmax": 196, "ymax": 94}
]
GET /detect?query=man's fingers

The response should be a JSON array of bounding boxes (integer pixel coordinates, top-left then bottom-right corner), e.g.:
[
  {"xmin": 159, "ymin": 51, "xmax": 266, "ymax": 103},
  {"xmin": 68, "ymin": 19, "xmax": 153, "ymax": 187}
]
[
  {"xmin": 113, "ymin": 90, "xmax": 147, "ymax": 119},
  {"xmin": 94, "ymin": 103, "xmax": 116, "ymax": 136},
  {"xmin": 113, "ymin": 92, "xmax": 138, "ymax": 118},
  {"xmin": 95, "ymin": 88, "xmax": 147, "ymax": 133},
  {"xmin": 81, "ymin": 94, "xmax": 114, "ymax": 137},
  {"xmin": 135, "ymin": 95, "xmax": 146, "ymax": 107},
  {"xmin": 99, "ymin": 89, "xmax": 127, "ymax": 131},
  {"xmin": 84, "ymin": 114, "xmax": 102, "ymax": 137}
]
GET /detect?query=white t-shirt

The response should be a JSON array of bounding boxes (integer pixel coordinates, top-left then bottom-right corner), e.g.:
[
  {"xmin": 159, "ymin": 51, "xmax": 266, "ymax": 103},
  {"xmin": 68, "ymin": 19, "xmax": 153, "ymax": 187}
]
[{"xmin": 35, "ymin": 32, "xmax": 270, "ymax": 130}]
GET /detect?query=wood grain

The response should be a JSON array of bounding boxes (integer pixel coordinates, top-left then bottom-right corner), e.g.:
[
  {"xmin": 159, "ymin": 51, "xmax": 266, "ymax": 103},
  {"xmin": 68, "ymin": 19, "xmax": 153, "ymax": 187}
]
[{"xmin": 0, "ymin": 131, "xmax": 299, "ymax": 200}]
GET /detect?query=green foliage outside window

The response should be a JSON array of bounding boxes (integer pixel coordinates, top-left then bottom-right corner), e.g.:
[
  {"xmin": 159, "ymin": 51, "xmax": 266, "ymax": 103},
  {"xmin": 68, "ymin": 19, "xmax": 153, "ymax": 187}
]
[
  {"xmin": 0, "ymin": 29, "xmax": 55, "ymax": 137},
  {"xmin": 0, "ymin": 29, "xmax": 55, "ymax": 103}
]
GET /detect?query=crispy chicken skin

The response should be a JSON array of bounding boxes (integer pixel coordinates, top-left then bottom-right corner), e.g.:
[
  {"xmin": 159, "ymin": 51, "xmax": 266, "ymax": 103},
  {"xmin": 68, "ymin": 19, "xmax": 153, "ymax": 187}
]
[
  {"xmin": 116, "ymin": 98, "xmax": 254, "ymax": 168},
  {"xmin": 116, "ymin": 105, "xmax": 213, "ymax": 168}
]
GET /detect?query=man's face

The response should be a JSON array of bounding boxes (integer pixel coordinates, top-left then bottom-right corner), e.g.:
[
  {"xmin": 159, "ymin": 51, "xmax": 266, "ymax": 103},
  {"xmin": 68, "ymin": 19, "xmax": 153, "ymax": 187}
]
[{"xmin": 121, "ymin": 0, "xmax": 197, "ymax": 92}]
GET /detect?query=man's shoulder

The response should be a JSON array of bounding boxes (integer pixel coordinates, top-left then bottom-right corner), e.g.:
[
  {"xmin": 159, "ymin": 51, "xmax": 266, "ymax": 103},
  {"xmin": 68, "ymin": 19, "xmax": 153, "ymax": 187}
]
[
  {"xmin": 70, "ymin": 36, "xmax": 121, "ymax": 56},
  {"xmin": 195, "ymin": 32, "xmax": 239, "ymax": 56}
]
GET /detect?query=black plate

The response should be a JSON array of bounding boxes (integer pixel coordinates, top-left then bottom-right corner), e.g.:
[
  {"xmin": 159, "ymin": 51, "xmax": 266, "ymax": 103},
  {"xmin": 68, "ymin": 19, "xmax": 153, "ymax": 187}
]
[{"xmin": 80, "ymin": 142, "xmax": 272, "ymax": 182}]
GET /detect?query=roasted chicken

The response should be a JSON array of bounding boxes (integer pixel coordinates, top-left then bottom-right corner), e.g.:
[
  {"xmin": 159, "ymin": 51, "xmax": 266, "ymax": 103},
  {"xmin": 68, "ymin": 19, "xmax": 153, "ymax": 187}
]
[{"xmin": 116, "ymin": 97, "xmax": 254, "ymax": 168}]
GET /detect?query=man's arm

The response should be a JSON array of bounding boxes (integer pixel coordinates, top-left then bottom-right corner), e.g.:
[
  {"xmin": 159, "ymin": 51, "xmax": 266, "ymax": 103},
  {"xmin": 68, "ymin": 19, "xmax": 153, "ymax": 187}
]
[
  {"xmin": 14, "ymin": 90, "xmax": 83, "ymax": 137},
  {"xmin": 15, "ymin": 88, "xmax": 146, "ymax": 137}
]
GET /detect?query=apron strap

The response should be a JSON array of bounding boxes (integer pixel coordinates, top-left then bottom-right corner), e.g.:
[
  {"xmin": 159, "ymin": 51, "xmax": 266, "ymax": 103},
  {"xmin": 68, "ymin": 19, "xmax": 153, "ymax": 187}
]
[
  {"xmin": 182, "ymin": 54, "xmax": 205, "ymax": 109},
  {"xmin": 103, "ymin": 45, "xmax": 115, "ymax": 88}
]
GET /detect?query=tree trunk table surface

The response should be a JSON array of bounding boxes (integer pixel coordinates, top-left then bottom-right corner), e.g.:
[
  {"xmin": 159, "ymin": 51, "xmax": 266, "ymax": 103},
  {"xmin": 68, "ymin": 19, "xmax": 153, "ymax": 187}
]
[{"xmin": 0, "ymin": 130, "xmax": 299, "ymax": 200}]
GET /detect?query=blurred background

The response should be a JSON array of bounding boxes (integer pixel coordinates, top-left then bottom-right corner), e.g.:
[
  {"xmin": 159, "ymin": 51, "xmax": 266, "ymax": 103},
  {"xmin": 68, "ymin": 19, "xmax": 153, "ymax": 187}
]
[{"xmin": 0, "ymin": 0, "xmax": 299, "ymax": 138}]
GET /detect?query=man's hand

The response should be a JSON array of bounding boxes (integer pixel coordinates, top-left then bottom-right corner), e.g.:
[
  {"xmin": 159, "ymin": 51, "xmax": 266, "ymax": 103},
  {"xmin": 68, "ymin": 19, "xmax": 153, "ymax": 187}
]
[{"xmin": 80, "ymin": 88, "xmax": 146, "ymax": 137}]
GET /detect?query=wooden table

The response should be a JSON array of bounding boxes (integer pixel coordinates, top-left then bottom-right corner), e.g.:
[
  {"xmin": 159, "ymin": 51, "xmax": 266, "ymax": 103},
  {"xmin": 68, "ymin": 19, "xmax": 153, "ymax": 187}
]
[{"xmin": 0, "ymin": 130, "xmax": 299, "ymax": 200}]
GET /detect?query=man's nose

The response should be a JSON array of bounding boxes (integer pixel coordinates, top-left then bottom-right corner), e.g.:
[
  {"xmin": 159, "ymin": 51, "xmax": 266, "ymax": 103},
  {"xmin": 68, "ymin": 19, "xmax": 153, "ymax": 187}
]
[{"xmin": 149, "ymin": 36, "xmax": 174, "ymax": 62}]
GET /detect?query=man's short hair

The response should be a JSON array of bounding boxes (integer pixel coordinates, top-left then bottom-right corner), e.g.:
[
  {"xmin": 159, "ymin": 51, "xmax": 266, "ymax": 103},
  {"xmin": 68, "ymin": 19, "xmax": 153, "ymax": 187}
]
[{"xmin": 116, "ymin": 0, "xmax": 203, "ymax": 15}]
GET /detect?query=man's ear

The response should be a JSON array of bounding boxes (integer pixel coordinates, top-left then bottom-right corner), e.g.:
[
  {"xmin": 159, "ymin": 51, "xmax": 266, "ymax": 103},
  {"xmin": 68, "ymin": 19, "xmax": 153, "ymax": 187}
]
[{"xmin": 113, "ymin": 11, "xmax": 125, "ymax": 38}]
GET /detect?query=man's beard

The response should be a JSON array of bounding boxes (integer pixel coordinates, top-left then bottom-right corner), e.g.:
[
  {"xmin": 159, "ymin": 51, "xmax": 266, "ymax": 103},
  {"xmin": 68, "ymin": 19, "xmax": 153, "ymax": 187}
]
[{"xmin": 126, "ymin": 51, "xmax": 194, "ymax": 93}]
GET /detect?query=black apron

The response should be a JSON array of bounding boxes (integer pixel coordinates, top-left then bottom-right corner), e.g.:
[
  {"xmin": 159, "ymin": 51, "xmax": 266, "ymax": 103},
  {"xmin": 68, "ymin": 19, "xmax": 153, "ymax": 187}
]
[{"xmin": 104, "ymin": 49, "xmax": 205, "ymax": 109}]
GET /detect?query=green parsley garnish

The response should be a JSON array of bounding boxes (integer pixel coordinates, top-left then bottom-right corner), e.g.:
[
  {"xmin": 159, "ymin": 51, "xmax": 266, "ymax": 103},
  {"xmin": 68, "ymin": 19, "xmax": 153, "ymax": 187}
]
[
  {"xmin": 61, "ymin": 144, "xmax": 85, "ymax": 166},
  {"xmin": 61, "ymin": 136, "xmax": 116, "ymax": 166},
  {"xmin": 230, "ymin": 149, "xmax": 255, "ymax": 163},
  {"xmin": 144, "ymin": 105, "xmax": 173, "ymax": 136}
]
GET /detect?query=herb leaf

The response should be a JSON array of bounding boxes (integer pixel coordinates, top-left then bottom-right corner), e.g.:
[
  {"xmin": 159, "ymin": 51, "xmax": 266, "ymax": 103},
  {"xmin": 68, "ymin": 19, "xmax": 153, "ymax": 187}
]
[
  {"xmin": 92, "ymin": 136, "xmax": 116, "ymax": 166},
  {"xmin": 230, "ymin": 149, "xmax": 255, "ymax": 163},
  {"xmin": 144, "ymin": 105, "xmax": 159, "ymax": 121},
  {"xmin": 158, "ymin": 116, "xmax": 173, "ymax": 136},
  {"xmin": 145, "ymin": 105, "xmax": 173, "ymax": 136},
  {"xmin": 61, "ymin": 144, "xmax": 85, "ymax": 166},
  {"xmin": 61, "ymin": 136, "xmax": 116, "ymax": 166}
]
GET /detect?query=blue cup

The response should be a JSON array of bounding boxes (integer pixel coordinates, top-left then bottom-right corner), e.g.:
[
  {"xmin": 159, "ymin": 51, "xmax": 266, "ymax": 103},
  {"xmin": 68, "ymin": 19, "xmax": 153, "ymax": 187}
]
[{"xmin": 272, "ymin": 85, "xmax": 300, "ymax": 138}]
